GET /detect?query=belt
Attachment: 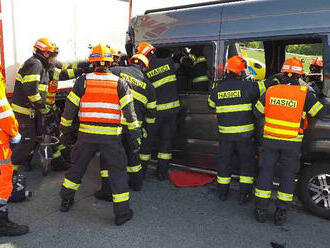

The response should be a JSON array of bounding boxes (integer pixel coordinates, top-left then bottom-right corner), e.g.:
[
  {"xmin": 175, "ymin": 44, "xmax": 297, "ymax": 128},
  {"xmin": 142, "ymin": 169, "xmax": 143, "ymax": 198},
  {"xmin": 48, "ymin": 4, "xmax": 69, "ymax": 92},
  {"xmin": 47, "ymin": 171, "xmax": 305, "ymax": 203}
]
[{"xmin": 11, "ymin": 103, "xmax": 35, "ymax": 118}]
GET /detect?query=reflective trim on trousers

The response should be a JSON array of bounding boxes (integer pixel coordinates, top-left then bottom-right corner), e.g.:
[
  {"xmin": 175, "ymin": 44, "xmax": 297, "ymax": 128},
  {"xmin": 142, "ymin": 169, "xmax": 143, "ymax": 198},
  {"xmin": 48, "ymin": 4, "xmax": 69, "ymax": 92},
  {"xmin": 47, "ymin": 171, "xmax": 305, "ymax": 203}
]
[
  {"xmin": 277, "ymin": 191, "xmax": 293, "ymax": 202},
  {"xmin": 127, "ymin": 164, "xmax": 142, "ymax": 173},
  {"xmin": 62, "ymin": 178, "xmax": 80, "ymax": 191},
  {"xmin": 139, "ymin": 154, "xmax": 151, "ymax": 161},
  {"xmin": 157, "ymin": 152, "xmax": 172, "ymax": 160},
  {"xmin": 112, "ymin": 192, "xmax": 130, "ymax": 203},
  {"xmin": 239, "ymin": 176, "xmax": 254, "ymax": 184},
  {"xmin": 255, "ymin": 188, "xmax": 272, "ymax": 199},
  {"xmin": 217, "ymin": 176, "xmax": 231, "ymax": 185},
  {"xmin": 100, "ymin": 170, "xmax": 109, "ymax": 178}
]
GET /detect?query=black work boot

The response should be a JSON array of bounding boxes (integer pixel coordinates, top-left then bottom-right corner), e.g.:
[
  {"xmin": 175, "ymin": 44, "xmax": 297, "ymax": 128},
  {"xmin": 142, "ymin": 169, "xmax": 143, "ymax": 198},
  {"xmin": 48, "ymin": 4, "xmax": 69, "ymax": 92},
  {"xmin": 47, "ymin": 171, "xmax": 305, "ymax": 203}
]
[
  {"xmin": 274, "ymin": 208, "xmax": 287, "ymax": 226},
  {"xmin": 115, "ymin": 209, "xmax": 133, "ymax": 226},
  {"xmin": 157, "ymin": 164, "xmax": 169, "ymax": 181},
  {"xmin": 218, "ymin": 184, "xmax": 229, "ymax": 201},
  {"xmin": 254, "ymin": 208, "xmax": 268, "ymax": 223},
  {"xmin": 60, "ymin": 198, "xmax": 74, "ymax": 212},
  {"xmin": 239, "ymin": 192, "xmax": 252, "ymax": 205},
  {"xmin": 141, "ymin": 163, "xmax": 148, "ymax": 179},
  {"xmin": 94, "ymin": 190, "xmax": 113, "ymax": 202},
  {"xmin": 0, "ymin": 215, "xmax": 29, "ymax": 237},
  {"xmin": 94, "ymin": 178, "xmax": 113, "ymax": 201},
  {"xmin": 51, "ymin": 156, "xmax": 72, "ymax": 171}
]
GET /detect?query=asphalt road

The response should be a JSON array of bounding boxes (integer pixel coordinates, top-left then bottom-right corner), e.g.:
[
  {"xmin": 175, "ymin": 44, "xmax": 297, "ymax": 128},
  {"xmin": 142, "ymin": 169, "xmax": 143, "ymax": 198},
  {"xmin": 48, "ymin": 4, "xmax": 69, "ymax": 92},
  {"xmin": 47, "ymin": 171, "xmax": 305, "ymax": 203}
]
[{"xmin": 1, "ymin": 156, "xmax": 330, "ymax": 248}]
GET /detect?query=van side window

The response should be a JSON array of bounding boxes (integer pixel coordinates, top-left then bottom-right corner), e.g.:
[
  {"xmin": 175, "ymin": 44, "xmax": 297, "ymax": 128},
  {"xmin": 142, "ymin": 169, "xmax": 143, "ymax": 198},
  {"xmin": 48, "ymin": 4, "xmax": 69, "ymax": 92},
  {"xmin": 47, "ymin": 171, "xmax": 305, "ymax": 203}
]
[
  {"xmin": 160, "ymin": 45, "xmax": 215, "ymax": 93},
  {"xmin": 223, "ymin": 39, "xmax": 324, "ymax": 98},
  {"xmin": 223, "ymin": 41, "xmax": 266, "ymax": 83}
]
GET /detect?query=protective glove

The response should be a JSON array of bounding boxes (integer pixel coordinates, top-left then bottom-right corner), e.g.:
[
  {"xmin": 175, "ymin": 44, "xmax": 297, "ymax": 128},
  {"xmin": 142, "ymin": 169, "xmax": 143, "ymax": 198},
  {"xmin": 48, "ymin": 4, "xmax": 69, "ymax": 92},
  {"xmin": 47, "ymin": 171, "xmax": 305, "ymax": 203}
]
[
  {"xmin": 11, "ymin": 133, "xmax": 22, "ymax": 144},
  {"xmin": 128, "ymin": 129, "xmax": 142, "ymax": 153},
  {"xmin": 59, "ymin": 132, "xmax": 76, "ymax": 146}
]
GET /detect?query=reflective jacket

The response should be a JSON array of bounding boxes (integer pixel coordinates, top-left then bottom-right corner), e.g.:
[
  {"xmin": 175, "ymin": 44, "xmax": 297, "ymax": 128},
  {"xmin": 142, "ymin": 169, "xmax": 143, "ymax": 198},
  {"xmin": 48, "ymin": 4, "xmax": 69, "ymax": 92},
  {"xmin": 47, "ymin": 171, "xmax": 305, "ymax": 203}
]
[
  {"xmin": 264, "ymin": 85, "xmax": 307, "ymax": 139},
  {"xmin": 145, "ymin": 57, "xmax": 180, "ymax": 115},
  {"xmin": 60, "ymin": 72, "xmax": 139, "ymax": 144},
  {"xmin": 0, "ymin": 72, "xmax": 19, "ymax": 145},
  {"xmin": 111, "ymin": 64, "xmax": 157, "ymax": 125},
  {"xmin": 208, "ymin": 76, "xmax": 265, "ymax": 140},
  {"xmin": 12, "ymin": 55, "xmax": 85, "ymax": 117},
  {"xmin": 255, "ymin": 84, "xmax": 325, "ymax": 148}
]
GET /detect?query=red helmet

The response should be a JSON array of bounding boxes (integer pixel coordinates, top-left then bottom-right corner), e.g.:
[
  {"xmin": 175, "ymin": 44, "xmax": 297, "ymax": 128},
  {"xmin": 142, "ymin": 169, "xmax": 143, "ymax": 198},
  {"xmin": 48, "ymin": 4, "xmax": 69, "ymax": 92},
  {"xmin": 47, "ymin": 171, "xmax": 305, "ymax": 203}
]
[
  {"xmin": 136, "ymin": 42, "xmax": 156, "ymax": 57},
  {"xmin": 88, "ymin": 44, "xmax": 113, "ymax": 63},
  {"xmin": 128, "ymin": 54, "xmax": 149, "ymax": 69},
  {"xmin": 311, "ymin": 57, "xmax": 323, "ymax": 68},
  {"xmin": 281, "ymin": 57, "xmax": 304, "ymax": 75},
  {"xmin": 225, "ymin": 56, "xmax": 246, "ymax": 74},
  {"xmin": 34, "ymin": 38, "xmax": 58, "ymax": 55}
]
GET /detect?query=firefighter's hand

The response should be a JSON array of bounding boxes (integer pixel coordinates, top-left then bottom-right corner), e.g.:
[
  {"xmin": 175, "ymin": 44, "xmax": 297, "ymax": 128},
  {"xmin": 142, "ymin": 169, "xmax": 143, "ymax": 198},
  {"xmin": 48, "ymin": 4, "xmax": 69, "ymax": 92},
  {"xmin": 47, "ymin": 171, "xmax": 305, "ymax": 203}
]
[
  {"xmin": 129, "ymin": 137, "xmax": 141, "ymax": 153},
  {"xmin": 59, "ymin": 132, "xmax": 76, "ymax": 146},
  {"xmin": 11, "ymin": 133, "xmax": 22, "ymax": 144},
  {"xmin": 128, "ymin": 129, "xmax": 142, "ymax": 153}
]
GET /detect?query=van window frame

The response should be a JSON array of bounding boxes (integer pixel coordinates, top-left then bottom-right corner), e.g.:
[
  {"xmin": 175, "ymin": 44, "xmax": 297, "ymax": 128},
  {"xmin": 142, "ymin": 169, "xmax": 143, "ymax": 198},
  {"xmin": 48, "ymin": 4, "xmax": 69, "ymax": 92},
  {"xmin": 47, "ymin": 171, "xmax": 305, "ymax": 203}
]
[
  {"xmin": 222, "ymin": 34, "xmax": 327, "ymax": 94},
  {"xmin": 153, "ymin": 41, "xmax": 218, "ymax": 95}
]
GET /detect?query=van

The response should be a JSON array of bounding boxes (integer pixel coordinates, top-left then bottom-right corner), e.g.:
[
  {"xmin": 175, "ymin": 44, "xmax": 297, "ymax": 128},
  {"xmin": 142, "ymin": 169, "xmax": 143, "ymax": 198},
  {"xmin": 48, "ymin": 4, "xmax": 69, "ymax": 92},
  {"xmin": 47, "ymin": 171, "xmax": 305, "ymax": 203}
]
[{"xmin": 125, "ymin": 0, "xmax": 330, "ymax": 219}]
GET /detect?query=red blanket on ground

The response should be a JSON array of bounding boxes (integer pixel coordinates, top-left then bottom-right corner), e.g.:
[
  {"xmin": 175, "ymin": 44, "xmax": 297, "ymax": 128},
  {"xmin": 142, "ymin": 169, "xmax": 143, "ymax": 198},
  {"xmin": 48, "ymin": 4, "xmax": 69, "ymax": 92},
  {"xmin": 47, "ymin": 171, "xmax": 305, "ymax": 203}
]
[{"xmin": 168, "ymin": 171, "xmax": 215, "ymax": 187}]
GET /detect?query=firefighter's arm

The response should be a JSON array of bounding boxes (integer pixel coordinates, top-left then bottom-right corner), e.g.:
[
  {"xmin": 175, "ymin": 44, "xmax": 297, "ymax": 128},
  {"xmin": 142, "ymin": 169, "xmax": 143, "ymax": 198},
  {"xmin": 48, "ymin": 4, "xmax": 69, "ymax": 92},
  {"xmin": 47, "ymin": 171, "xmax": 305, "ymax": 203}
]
[
  {"xmin": 305, "ymin": 91, "xmax": 326, "ymax": 118},
  {"xmin": 118, "ymin": 78, "xmax": 141, "ymax": 151},
  {"xmin": 50, "ymin": 67, "xmax": 88, "ymax": 82},
  {"xmin": 0, "ymin": 79, "xmax": 19, "ymax": 138},
  {"xmin": 208, "ymin": 87, "xmax": 217, "ymax": 109},
  {"xmin": 54, "ymin": 60, "xmax": 90, "ymax": 70},
  {"xmin": 254, "ymin": 94, "xmax": 266, "ymax": 118},
  {"xmin": 117, "ymin": 78, "xmax": 139, "ymax": 130},
  {"xmin": 145, "ymin": 81, "xmax": 157, "ymax": 123},
  {"xmin": 18, "ymin": 61, "xmax": 48, "ymax": 114},
  {"xmin": 60, "ymin": 76, "xmax": 86, "ymax": 136}
]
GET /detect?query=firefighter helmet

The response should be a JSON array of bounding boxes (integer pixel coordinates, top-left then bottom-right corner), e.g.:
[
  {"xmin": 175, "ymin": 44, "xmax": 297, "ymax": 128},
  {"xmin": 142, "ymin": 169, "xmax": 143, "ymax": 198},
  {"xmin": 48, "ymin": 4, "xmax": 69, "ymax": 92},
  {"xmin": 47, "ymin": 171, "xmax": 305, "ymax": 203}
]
[
  {"xmin": 136, "ymin": 42, "xmax": 156, "ymax": 57},
  {"xmin": 33, "ymin": 38, "xmax": 58, "ymax": 55},
  {"xmin": 128, "ymin": 54, "xmax": 149, "ymax": 69},
  {"xmin": 225, "ymin": 56, "xmax": 247, "ymax": 74},
  {"xmin": 88, "ymin": 44, "xmax": 113, "ymax": 63},
  {"xmin": 311, "ymin": 57, "xmax": 323, "ymax": 67},
  {"xmin": 110, "ymin": 48, "xmax": 121, "ymax": 64},
  {"xmin": 281, "ymin": 57, "xmax": 304, "ymax": 75}
]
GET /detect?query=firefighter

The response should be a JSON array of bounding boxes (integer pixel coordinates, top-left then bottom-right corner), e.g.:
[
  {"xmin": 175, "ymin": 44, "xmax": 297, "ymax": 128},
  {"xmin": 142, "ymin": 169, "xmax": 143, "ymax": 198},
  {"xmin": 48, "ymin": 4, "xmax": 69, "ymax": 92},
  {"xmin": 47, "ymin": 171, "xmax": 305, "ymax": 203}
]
[
  {"xmin": 136, "ymin": 42, "xmax": 156, "ymax": 61},
  {"xmin": 145, "ymin": 47, "xmax": 180, "ymax": 181},
  {"xmin": 305, "ymin": 57, "xmax": 323, "ymax": 93},
  {"xmin": 11, "ymin": 38, "xmax": 87, "ymax": 172},
  {"xmin": 59, "ymin": 44, "xmax": 140, "ymax": 226},
  {"xmin": 190, "ymin": 47, "xmax": 210, "ymax": 91},
  {"xmin": 135, "ymin": 42, "xmax": 158, "ymax": 177},
  {"xmin": 0, "ymin": 68, "xmax": 29, "ymax": 236},
  {"xmin": 254, "ymin": 57, "xmax": 326, "ymax": 225},
  {"xmin": 94, "ymin": 53, "xmax": 157, "ymax": 200},
  {"xmin": 208, "ymin": 56, "xmax": 264, "ymax": 204}
]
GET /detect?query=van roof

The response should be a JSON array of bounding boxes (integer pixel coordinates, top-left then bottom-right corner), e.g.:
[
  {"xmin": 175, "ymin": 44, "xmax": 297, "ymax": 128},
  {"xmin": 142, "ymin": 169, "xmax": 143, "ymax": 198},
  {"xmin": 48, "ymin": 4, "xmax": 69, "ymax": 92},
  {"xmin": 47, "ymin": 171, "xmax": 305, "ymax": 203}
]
[{"xmin": 132, "ymin": 0, "xmax": 330, "ymax": 44}]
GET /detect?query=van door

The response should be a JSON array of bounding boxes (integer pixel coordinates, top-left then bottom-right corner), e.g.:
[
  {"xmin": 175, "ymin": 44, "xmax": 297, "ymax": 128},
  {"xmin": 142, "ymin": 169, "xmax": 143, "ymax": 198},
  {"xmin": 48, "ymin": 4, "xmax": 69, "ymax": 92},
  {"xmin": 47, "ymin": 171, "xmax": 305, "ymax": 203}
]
[{"xmin": 173, "ymin": 42, "xmax": 221, "ymax": 170}]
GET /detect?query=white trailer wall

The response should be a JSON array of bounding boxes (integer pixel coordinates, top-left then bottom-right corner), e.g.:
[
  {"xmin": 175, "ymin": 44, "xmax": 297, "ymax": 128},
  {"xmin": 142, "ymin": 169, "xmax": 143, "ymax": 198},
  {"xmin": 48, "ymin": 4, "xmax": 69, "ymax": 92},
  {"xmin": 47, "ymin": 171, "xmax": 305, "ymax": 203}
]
[{"xmin": 2, "ymin": 0, "xmax": 211, "ymax": 93}]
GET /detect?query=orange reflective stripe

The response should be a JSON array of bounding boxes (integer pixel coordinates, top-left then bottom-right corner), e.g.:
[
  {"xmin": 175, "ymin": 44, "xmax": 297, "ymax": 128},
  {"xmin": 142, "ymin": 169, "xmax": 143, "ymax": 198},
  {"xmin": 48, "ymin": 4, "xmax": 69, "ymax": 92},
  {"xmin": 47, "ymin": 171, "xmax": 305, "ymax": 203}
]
[{"xmin": 264, "ymin": 85, "xmax": 307, "ymax": 139}]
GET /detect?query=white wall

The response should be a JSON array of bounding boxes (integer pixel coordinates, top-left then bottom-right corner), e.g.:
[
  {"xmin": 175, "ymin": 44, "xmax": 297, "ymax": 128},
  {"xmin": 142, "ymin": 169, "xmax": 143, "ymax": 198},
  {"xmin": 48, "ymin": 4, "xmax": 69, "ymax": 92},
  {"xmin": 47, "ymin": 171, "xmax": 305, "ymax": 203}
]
[{"xmin": 2, "ymin": 0, "xmax": 211, "ymax": 92}]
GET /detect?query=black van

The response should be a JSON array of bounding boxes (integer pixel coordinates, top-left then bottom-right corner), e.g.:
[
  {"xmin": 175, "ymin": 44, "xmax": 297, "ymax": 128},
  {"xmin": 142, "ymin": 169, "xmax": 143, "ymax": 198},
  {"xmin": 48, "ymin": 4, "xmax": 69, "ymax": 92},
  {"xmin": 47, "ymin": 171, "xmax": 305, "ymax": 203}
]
[{"xmin": 125, "ymin": 0, "xmax": 330, "ymax": 219}]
